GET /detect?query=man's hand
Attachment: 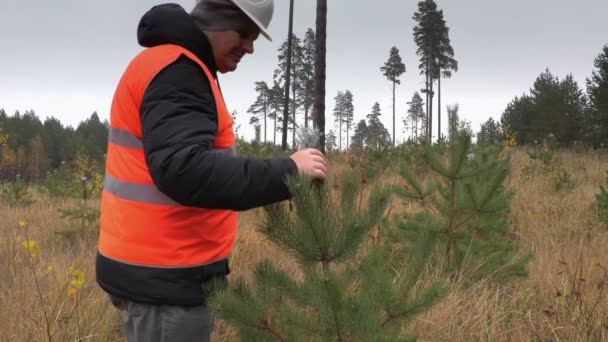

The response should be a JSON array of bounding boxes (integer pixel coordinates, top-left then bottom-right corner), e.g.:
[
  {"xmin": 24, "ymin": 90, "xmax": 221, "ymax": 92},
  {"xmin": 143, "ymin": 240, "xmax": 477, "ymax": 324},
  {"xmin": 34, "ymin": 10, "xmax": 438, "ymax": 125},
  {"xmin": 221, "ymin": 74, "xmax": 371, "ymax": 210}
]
[{"xmin": 290, "ymin": 148, "xmax": 328, "ymax": 180}]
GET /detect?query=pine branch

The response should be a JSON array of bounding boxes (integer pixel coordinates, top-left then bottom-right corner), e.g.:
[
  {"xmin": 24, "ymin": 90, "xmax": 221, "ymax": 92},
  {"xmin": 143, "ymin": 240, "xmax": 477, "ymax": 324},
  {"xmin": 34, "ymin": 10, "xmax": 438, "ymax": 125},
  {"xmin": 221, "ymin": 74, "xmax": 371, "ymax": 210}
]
[
  {"xmin": 380, "ymin": 282, "xmax": 448, "ymax": 330},
  {"xmin": 322, "ymin": 262, "xmax": 345, "ymax": 341}
]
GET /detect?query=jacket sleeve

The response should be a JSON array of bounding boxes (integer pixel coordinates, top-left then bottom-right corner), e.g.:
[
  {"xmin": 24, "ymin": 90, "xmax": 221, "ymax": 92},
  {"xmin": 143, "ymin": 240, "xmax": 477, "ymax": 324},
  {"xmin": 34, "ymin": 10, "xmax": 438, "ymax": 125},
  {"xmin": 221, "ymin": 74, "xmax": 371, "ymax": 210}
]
[{"xmin": 140, "ymin": 56, "xmax": 298, "ymax": 211}]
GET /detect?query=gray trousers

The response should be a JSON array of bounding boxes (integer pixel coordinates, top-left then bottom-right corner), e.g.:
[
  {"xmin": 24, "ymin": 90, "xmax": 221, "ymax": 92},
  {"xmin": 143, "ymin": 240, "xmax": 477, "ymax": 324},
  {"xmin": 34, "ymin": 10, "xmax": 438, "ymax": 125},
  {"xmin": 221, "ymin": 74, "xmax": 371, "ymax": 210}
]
[{"xmin": 109, "ymin": 295, "xmax": 214, "ymax": 342}]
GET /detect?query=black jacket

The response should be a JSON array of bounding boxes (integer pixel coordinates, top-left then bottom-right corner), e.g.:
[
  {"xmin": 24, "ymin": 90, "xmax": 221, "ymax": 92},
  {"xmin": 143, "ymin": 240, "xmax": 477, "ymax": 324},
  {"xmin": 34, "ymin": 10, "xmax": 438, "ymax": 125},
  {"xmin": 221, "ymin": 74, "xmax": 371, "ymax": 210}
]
[{"xmin": 96, "ymin": 3, "xmax": 297, "ymax": 307}]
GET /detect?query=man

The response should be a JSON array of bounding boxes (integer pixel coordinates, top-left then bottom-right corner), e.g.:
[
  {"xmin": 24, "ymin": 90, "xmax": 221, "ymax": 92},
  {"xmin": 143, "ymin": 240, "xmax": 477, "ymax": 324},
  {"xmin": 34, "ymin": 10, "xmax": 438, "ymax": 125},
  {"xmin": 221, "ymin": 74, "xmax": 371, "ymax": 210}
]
[{"xmin": 95, "ymin": 1, "xmax": 328, "ymax": 341}]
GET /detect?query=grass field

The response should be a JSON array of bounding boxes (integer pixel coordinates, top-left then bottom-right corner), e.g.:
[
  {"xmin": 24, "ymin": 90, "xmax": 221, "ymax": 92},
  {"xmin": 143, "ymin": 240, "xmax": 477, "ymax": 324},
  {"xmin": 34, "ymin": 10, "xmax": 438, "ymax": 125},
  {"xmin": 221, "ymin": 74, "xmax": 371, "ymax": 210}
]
[{"xmin": 1, "ymin": 148, "xmax": 607, "ymax": 341}]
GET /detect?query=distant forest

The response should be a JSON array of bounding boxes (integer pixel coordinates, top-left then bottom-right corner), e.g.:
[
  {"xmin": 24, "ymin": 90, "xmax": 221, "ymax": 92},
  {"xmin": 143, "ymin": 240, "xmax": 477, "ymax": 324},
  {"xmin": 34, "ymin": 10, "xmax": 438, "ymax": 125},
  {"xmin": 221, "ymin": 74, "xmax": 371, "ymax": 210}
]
[{"xmin": 1, "ymin": 18, "xmax": 606, "ymax": 181}]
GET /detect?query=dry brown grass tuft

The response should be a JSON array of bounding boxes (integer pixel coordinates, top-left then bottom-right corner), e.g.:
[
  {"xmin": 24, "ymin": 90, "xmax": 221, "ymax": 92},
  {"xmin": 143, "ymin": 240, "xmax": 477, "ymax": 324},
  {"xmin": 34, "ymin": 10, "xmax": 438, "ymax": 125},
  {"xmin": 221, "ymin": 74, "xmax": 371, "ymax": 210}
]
[{"xmin": 1, "ymin": 148, "xmax": 608, "ymax": 341}]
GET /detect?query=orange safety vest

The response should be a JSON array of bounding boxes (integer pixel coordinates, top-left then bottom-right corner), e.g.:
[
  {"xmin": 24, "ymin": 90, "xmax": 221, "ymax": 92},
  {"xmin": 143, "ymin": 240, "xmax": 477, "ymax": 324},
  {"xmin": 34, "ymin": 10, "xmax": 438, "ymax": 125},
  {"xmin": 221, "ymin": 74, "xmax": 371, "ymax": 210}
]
[{"xmin": 98, "ymin": 44, "xmax": 237, "ymax": 268}]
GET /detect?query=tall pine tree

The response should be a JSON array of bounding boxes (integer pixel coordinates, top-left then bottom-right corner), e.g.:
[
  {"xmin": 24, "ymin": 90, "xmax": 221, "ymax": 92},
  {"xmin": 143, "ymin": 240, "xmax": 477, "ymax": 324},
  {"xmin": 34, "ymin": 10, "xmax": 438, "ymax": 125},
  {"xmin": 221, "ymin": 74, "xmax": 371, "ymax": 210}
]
[
  {"xmin": 350, "ymin": 119, "xmax": 368, "ymax": 150},
  {"xmin": 248, "ymin": 81, "xmax": 272, "ymax": 143},
  {"xmin": 366, "ymin": 102, "xmax": 391, "ymax": 150},
  {"xmin": 407, "ymin": 92, "xmax": 425, "ymax": 141},
  {"xmin": 413, "ymin": 0, "xmax": 444, "ymax": 140},
  {"xmin": 279, "ymin": 0, "xmax": 296, "ymax": 150},
  {"xmin": 332, "ymin": 91, "xmax": 345, "ymax": 151},
  {"xmin": 381, "ymin": 46, "xmax": 406, "ymax": 147},
  {"xmin": 299, "ymin": 28, "xmax": 316, "ymax": 130}
]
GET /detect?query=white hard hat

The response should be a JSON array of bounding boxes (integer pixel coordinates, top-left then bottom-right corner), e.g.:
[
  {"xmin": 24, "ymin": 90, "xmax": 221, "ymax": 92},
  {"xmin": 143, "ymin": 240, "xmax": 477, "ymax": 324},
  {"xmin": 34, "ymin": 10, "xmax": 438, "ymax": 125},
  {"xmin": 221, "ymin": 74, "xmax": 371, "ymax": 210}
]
[{"xmin": 228, "ymin": 0, "xmax": 274, "ymax": 41}]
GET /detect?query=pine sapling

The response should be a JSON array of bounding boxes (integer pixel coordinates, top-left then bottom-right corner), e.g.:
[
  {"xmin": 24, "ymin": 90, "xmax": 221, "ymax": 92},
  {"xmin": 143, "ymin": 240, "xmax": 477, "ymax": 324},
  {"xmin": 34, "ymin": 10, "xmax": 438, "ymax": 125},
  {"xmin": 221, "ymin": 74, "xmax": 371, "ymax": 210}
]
[
  {"xmin": 209, "ymin": 172, "xmax": 448, "ymax": 341},
  {"xmin": 393, "ymin": 133, "xmax": 533, "ymax": 285},
  {"xmin": 1, "ymin": 174, "xmax": 34, "ymax": 207}
]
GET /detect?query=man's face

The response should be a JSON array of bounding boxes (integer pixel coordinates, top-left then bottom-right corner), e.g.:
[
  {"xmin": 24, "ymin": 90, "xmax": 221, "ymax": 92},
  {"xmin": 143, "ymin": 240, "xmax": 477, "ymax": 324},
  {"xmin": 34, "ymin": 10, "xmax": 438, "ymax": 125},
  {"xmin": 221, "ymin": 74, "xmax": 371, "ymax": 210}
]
[{"xmin": 206, "ymin": 26, "xmax": 260, "ymax": 73}]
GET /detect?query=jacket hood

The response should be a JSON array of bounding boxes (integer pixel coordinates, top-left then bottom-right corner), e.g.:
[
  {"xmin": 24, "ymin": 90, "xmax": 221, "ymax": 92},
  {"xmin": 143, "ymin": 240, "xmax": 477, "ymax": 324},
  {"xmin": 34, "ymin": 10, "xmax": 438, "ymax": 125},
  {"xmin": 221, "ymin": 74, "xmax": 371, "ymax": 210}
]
[{"xmin": 137, "ymin": 3, "xmax": 217, "ymax": 75}]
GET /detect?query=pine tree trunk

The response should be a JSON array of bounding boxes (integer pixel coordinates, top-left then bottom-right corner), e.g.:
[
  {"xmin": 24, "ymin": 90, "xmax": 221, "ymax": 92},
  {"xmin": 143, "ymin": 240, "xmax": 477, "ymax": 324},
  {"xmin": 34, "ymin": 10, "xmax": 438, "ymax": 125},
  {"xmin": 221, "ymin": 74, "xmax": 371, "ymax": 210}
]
[
  {"xmin": 339, "ymin": 117, "xmax": 342, "ymax": 151},
  {"xmin": 281, "ymin": 0, "xmax": 294, "ymax": 151},
  {"xmin": 274, "ymin": 115, "xmax": 277, "ymax": 145},
  {"xmin": 438, "ymin": 74, "xmax": 441, "ymax": 141},
  {"xmin": 425, "ymin": 58, "xmax": 430, "ymax": 139},
  {"xmin": 264, "ymin": 103, "xmax": 268, "ymax": 143},
  {"xmin": 292, "ymin": 76, "xmax": 297, "ymax": 149},
  {"xmin": 347, "ymin": 123, "xmax": 350, "ymax": 149},
  {"xmin": 392, "ymin": 80, "xmax": 396, "ymax": 147},
  {"xmin": 312, "ymin": 0, "xmax": 327, "ymax": 154},
  {"xmin": 429, "ymin": 80, "xmax": 433, "ymax": 141},
  {"xmin": 305, "ymin": 108, "xmax": 308, "ymax": 129}
]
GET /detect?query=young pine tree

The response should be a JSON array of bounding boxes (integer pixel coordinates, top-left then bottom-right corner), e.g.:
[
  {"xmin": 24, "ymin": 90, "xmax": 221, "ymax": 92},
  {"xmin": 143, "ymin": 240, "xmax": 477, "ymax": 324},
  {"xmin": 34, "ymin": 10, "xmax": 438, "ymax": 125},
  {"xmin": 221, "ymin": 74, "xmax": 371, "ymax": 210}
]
[
  {"xmin": 209, "ymin": 173, "xmax": 448, "ymax": 341},
  {"xmin": 393, "ymin": 132, "xmax": 533, "ymax": 285}
]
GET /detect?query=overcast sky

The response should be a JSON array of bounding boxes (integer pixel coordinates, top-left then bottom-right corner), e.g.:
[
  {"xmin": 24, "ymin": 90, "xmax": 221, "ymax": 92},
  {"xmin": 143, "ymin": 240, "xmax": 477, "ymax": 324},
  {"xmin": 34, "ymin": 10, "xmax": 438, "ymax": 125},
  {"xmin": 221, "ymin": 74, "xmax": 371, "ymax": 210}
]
[{"xmin": 1, "ymin": 0, "xmax": 607, "ymax": 142}]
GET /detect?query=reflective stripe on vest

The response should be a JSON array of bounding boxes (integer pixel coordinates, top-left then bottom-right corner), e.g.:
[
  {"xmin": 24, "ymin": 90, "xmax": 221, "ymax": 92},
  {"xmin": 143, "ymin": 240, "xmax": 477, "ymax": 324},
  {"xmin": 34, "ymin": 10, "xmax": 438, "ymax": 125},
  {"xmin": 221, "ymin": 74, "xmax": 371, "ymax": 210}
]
[{"xmin": 98, "ymin": 44, "xmax": 238, "ymax": 268}]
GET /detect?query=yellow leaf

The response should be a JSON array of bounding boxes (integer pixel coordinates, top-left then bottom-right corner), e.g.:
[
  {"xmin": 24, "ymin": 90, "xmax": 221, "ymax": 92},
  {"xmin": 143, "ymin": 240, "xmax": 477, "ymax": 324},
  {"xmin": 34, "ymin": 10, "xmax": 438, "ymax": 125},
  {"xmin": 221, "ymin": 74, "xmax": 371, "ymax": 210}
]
[{"xmin": 18, "ymin": 220, "xmax": 26, "ymax": 228}]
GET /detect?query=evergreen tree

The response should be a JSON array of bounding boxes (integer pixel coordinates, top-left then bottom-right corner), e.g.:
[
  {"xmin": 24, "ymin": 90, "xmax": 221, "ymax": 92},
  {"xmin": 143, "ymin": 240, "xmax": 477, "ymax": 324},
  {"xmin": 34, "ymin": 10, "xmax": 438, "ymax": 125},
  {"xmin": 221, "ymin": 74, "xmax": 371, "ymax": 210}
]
[
  {"xmin": 393, "ymin": 132, "xmax": 533, "ymax": 284},
  {"xmin": 435, "ymin": 11, "xmax": 457, "ymax": 141},
  {"xmin": 407, "ymin": 92, "xmax": 425, "ymax": 140},
  {"xmin": 477, "ymin": 118, "xmax": 503, "ymax": 146},
  {"xmin": 268, "ymin": 81, "xmax": 285, "ymax": 146},
  {"xmin": 413, "ymin": 0, "xmax": 443, "ymax": 140},
  {"xmin": 558, "ymin": 74, "xmax": 586, "ymax": 144},
  {"xmin": 299, "ymin": 28, "xmax": 316, "ymax": 130},
  {"xmin": 586, "ymin": 44, "xmax": 608, "ymax": 147},
  {"xmin": 366, "ymin": 103, "xmax": 391, "ymax": 150},
  {"xmin": 500, "ymin": 94, "xmax": 535, "ymax": 145},
  {"xmin": 501, "ymin": 69, "xmax": 586, "ymax": 146},
  {"xmin": 279, "ymin": 0, "xmax": 296, "ymax": 150},
  {"xmin": 333, "ymin": 91, "xmax": 344, "ymax": 151},
  {"xmin": 275, "ymin": 32, "xmax": 304, "ymax": 149},
  {"xmin": 342, "ymin": 90, "xmax": 354, "ymax": 149},
  {"xmin": 74, "ymin": 112, "xmax": 109, "ymax": 163},
  {"xmin": 350, "ymin": 120, "xmax": 368, "ymax": 150},
  {"xmin": 331, "ymin": 91, "xmax": 354, "ymax": 151},
  {"xmin": 209, "ymin": 173, "xmax": 447, "ymax": 341},
  {"xmin": 248, "ymin": 81, "xmax": 272, "ymax": 143},
  {"xmin": 6, "ymin": 110, "xmax": 43, "ymax": 151},
  {"xmin": 0, "ymin": 126, "xmax": 6, "ymax": 146},
  {"xmin": 381, "ymin": 46, "xmax": 406, "ymax": 147},
  {"xmin": 332, "ymin": 91, "xmax": 345, "ymax": 150},
  {"xmin": 42, "ymin": 116, "xmax": 72, "ymax": 168},
  {"xmin": 325, "ymin": 129, "xmax": 337, "ymax": 152}
]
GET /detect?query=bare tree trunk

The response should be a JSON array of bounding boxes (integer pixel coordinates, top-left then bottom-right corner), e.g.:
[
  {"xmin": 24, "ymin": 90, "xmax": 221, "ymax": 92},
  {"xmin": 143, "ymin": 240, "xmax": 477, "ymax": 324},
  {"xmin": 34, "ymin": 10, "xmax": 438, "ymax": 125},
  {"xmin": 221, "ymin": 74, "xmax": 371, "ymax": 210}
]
[
  {"xmin": 312, "ymin": 0, "xmax": 327, "ymax": 154},
  {"xmin": 264, "ymin": 102, "xmax": 267, "ymax": 143},
  {"xmin": 281, "ymin": 0, "xmax": 295, "ymax": 151},
  {"xmin": 338, "ymin": 117, "xmax": 342, "ymax": 151},
  {"xmin": 425, "ymin": 58, "xmax": 430, "ymax": 139},
  {"xmin": 429, "ymin": 79, "xmax": 434, "ymax": 142},
  {"xmin": 347, "ymin": 123, "xmax": 350, "ymax": 149},
  {"xmin": 392, "ymin": 80, "xmax": 396, "ymax": 147},
  {"xmin": 438, "ymin": 74, "xmax": 441, "ymax": 141},
  {"xmin": 292, "ymin": 73, "xmax": 297, "ymax": 149}
]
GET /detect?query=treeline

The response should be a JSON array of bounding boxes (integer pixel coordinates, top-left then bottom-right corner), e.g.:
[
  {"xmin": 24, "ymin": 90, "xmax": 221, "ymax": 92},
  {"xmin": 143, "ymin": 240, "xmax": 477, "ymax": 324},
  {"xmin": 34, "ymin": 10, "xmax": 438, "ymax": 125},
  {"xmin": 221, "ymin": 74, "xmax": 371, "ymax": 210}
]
[
  {"xmin": 479, "ymin": 44, "xmax": 608, "ymax": 148},
  {"xmin": 249, "ymin": 0, "xmax": 458, "ymax": 150},
  {"xmin": 0, "ymin": 110, "xmax": 108, "ymax": 180}
]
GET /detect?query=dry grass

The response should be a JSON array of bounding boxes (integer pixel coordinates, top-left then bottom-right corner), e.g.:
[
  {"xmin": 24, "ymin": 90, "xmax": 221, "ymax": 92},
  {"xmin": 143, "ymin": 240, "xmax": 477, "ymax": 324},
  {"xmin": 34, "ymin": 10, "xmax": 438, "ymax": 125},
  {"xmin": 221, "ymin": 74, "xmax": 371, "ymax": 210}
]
[{"xmin": 2, "ymin": 148, "xmax": 608, "ymax": 341}]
